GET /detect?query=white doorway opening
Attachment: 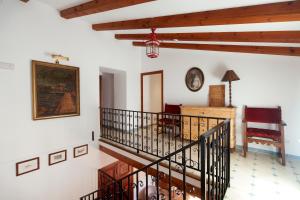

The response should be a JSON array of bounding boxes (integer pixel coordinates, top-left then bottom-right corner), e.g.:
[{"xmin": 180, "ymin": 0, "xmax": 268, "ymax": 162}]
[
  {"xmin": 141, "ymin": 70, "xmax": 164, "ymax": 113},
  {"xmin": 100, "ymin": 67, "xmax": 127, "ymax": 110}
]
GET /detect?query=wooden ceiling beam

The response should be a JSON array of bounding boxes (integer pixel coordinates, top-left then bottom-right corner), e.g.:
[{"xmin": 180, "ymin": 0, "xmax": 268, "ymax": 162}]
[
  {"xmin": 133, "ymin": 42, "xmax": 300, "ymax": 57},
  {"xmin": 116, "ymin": 31, "xmax": 300, "ymax": 43},
  {"xmin": 60, "ymin": 0, "xmax": 154, "ymax": 19},
  {"xmin": 93, "ymin": 1, "xmax": 300, "ymax": 31}
]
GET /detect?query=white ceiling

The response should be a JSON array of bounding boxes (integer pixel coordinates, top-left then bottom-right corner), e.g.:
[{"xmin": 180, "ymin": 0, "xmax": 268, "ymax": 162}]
[
  {"xmin": 37, "ymin": 0, "xmax": 300, "ymax": 38},
  {"xmin": 39, "ymin": 0, "xmax": 292, "ymax": 23}
]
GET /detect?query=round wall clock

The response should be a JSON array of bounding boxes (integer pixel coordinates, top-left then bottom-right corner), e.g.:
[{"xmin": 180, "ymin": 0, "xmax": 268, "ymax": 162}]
[{"xmin": 185, "ymin": 67, "xmax": 205, "ymax": 92}]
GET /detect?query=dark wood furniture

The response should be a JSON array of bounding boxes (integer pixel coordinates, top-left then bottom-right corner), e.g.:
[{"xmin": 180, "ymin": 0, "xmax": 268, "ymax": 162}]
[
  {"xmin": 243, "ymin": 106, "xmax": 286, "ymax": 165},
  {"xmin": 99, "ymin": 160, "xmax": 133, "ymax": 185},
  {"xmin": 98, "ymin": 161, "xmax": 133, "ymax": 199},
  {"xmin": 158, "ymin": 104, "xmax": 182, "ymax": 137},
  {"xmin": 180, "ymin": 106, "xmax": 236, "ymax": 150}
]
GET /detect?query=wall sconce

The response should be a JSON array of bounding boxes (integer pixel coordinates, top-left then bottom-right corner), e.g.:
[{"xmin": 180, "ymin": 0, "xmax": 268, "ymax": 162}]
[{"xmin": 51, "ymin": 54, "xmax": 69, "ymax": 64}]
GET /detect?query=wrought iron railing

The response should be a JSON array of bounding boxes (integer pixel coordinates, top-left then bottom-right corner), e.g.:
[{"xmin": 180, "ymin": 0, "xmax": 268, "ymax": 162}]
[
  {"xmin": 80, "ymin": 108, "xmax": 231, "ymax": 200},
  {"xmin": 100, "ymin": 108, "xmax": 227, "ymax": 172}
]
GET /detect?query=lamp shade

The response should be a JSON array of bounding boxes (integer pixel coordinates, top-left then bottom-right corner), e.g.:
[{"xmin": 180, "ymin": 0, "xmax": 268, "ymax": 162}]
[{"xmin": 221, "ymin": 70, "xmax": 240, "ymax": 82}]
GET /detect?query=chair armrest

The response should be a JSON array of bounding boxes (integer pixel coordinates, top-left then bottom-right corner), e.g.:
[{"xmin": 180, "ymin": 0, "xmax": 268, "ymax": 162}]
[{"xmin": 281, "ymin": 120, "xmax": 287, "ymax": 126}]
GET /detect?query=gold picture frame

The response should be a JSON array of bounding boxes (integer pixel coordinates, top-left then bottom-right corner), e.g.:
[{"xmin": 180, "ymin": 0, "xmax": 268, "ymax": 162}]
[{"xmin": 32, "ymin": 60, "xmax": 80, "ymax": 120}]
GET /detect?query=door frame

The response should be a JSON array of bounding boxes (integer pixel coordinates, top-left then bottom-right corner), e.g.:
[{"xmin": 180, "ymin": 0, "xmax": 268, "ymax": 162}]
[
  {"xmin": 140, "ymin": 70, "xmax": 164, "ymax": 112},
  {"xmin": 99, "ymin": 75, "xmax": 103, "ymax": 128}
]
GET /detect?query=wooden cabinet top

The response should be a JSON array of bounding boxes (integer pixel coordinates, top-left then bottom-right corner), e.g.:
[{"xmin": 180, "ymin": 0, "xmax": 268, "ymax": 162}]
[
  {"xmin": 180, "ymin": 106, "xmax": 236, "ymax": 111},
  {"xmin": 180, "ymin": 106, "xmax": 236, "ymax": 118}
]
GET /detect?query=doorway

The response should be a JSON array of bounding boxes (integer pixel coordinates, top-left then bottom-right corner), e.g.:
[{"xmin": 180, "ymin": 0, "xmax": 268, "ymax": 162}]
[
  {"xmin": 100, "ymin": 72, "xmax": 115, "ymax": 109},
  {"xmin": 99, "ymin": 68, "xmax": 127, "ymax": 128},
  {"xmin": 141, "ymin": 70, "xmax": 163, "ymax": 112},
  {"xmin": 99, "ymin": 68, "xmax": 127, "ymax": 109}
]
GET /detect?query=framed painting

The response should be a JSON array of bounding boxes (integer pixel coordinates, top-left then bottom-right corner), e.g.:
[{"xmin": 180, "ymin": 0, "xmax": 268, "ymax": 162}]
[
  {"xmin": 32, "ymin": 60, "xmax": 80, "ymax": 120},
  {"xmin": 49, "ymin": 150, "xmax": 67, "ymax": 166},
  {"xmin": 16, "ymin": 157, "xmax": 40, "ymax": 176},
  {"xmin": 185, "ymin": 67, "xmax": 205, "ymax": 92},
  {"xmin": 73, "ymin": 144, "xmax": 88, "ymax": 158}
]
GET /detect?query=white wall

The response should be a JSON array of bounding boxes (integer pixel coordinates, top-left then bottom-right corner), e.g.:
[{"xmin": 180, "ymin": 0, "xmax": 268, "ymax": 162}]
[
  {"xmin": 102, "ymin": 73, "xmax": 115, "ymax": 108},
  {"xmin": 113, "ymin": 70, "xmax": 127, "ymax": 110},
  {"xmin": 142, "ymin": 48, "xmax": 300, "ymax": 157},
  {"xmin": 0, "ymin": 0, "xmax": 141, "ymax": 199},
  {"xmin": 143, "ymin": 74, "xmax": 162, "ymax": 112}
]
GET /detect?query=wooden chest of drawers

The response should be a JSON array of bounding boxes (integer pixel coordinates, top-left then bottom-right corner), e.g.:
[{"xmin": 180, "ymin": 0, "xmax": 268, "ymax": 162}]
[{"xmin": 180, "ymin": 106, "xmax": 236, "ymax": 150}]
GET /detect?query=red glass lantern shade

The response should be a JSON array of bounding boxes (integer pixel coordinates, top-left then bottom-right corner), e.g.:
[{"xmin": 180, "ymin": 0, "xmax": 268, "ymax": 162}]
[{"xmin": 146, "ymin": 28, "xmax": 160, "ymax": 58}]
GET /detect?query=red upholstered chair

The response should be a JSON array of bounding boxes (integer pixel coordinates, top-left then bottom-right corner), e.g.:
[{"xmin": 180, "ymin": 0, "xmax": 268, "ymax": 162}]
[
  {"xmin": 158, "ymin": 104, "xmax": 182, "ymax": 137},
  {"xmin": 243, "ymin": 106, "xmax": 286, "ymax": 165}
]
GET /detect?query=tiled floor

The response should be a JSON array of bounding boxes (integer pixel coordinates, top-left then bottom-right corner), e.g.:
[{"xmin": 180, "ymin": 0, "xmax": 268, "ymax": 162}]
[{"xmin": 224, "ymin": 151, "xmax": 300, "ymax": 200}]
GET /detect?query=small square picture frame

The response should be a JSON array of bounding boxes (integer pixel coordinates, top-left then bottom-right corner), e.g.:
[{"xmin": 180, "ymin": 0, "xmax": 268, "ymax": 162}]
[
  {"xmin": 16, "ymin": 157, "xmax": 40, "ymax": 176},
  {"xmin": 73, "ymin": 144, "xmax": 88, "ymax": 158},
  {"xmin": 49, "ymin": 150, "xmax": 67, "ymax": 166}
]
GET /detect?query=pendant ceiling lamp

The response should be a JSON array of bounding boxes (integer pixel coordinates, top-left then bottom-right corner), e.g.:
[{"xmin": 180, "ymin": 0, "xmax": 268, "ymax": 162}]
[{"xmin": 145, "ymin": 28, "xmax": 160, "ymax": 58}]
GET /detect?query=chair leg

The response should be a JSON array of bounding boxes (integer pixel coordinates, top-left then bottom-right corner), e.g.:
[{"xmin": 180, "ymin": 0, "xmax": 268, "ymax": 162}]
[
  {"xmin": 281, "ymin": 144, "xmax": 286, "ymax": 166},
  {"xmin": 243, "ymin": 122, "xmax": 248, "ymax": 157},
  {"xmin": 243, "ymin": 138, "xmax": 248, "ymax": 157},
  {"xmin": 280, "ymin": 126, "xmax": 286, "ymax": 166}
]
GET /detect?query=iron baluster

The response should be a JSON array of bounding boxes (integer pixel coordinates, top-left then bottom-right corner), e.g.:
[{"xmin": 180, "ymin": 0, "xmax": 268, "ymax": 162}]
[
  {"xmin": 137, "ymin": 112, "xmax": 139, "ymax": 153},
  {"xmin": 212, "ymin": 128, "xmax": 215, "ymax": 199},
  {"xmin": 136, "ymin": 172, "xmax": 139, "ymax": 200},
  {"xmin": 183, "ymin": 148, "xmax": 186, "ymax": 200},
  {"xmin": 169, "ymin": 156, "xmax": 172, "ymax": 200},
  {"xmin": 151, "ymin": 113, "xmax": 153, "ymax": 155},
  {"xmin": 162, "ymin": 112, "xmax": 165, "ymax": 157},
  {"xmin": 146, "ymin": 168, "xmax": 149, "ymax": 200},
  {"xmin": 207, "ymin": 134, "xmax": 211, "ymax": 199},
  {"xmin": 146, "ymin": 112, "xmax": 149, "ymax": 153},
  {"xmin": 156, "ymin": 163, "xmax": 159, "ymax": 200},
  {"xmin": 201, "ymin": 136, "xmax": 206, "ymax": 200},
  {"xmin": 142, "ymin": 112, "xmax": 144, "ymax": 153},
  {"xmin": 198, "ymin": 117, "xmax": 200, "ymax": 171},
  {"xmin": 227, "ymin": 122, "xmax": 231, "ymax": 188},
  {"xmin": 157, "ymin": 113, "xmax": 159, "ymax": 157}
]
